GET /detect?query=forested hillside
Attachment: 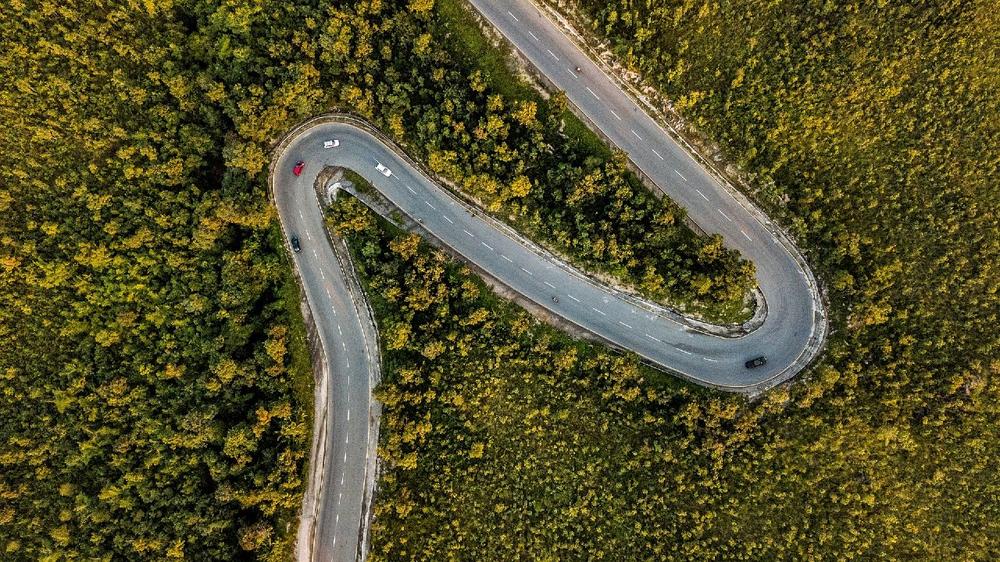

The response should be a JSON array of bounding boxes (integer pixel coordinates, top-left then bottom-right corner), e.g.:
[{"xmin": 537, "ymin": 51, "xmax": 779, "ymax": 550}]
[{"xmin": 0, "ymin": 0, "xmax": 753, "ymax": 558}]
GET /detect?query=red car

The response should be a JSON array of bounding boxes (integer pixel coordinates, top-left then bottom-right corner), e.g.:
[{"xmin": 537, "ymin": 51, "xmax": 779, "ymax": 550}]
[{"xmin": 292, "ymin": 160, "xmax": 305, "ymax": 176}]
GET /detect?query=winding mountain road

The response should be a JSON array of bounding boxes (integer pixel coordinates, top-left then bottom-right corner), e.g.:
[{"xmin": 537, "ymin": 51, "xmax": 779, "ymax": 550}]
[{"xmin": 281, "ymin": 1, "xmax": 826, "ymax": 560}]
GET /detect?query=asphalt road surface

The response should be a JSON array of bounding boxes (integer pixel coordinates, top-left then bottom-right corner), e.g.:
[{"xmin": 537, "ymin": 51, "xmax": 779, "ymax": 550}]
[
  {"xmin": 274, "ymin": 134, "xmax": 376, "ymax": 562},
  {"xmin": 278, "ymin": 1, "xmax": 826, "ymax": 560}
]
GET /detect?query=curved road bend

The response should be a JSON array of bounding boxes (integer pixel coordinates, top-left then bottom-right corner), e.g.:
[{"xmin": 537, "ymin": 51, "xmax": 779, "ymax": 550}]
[
  {"xmin": 468, "ymin": 0, "xmax": 825, "ymax": 383},
  {"xmin": 274, "ymin": 134, "xmax": 376, "ymax": 562},
  {"xmin": 281, "ymin": 1, "xmax": 826, "ymax": 560}
]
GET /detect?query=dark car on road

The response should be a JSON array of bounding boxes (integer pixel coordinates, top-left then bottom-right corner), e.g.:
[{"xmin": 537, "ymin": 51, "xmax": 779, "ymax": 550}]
[
  {"xmin": 290, "ymin": 236, "xmax": 301, "ymax": 253},
  {"xmin": 745, "ymin": 356, "xmax": 767, "ymax": 369},
  {"xmin": 293, "ymin": 160, "xmax": 305, "ymax": 176}
]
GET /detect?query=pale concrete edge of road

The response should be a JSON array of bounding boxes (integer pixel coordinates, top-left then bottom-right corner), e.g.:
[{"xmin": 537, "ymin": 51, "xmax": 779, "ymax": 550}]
[
  {"xmin": 267, "ymin": 122, "xmax": 385, "ymax": 562},
  {"xmin": 465, "ymin": 0, "xmax": 829, "ymax": 395}
]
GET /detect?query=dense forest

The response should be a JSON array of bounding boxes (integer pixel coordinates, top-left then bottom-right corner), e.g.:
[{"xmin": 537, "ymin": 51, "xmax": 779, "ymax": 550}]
[{"xmin": 0, "ymin": 0, "xmax": 754, "ymax": 558}]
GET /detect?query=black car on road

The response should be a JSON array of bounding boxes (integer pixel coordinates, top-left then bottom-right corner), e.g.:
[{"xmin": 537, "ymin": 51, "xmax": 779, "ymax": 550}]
[
  {"xmin": 290, "ymin": 236, "xmax": 301, "ymax": 253},
  {"xmin": 745, "ymin": 356, "xmax": 767, "ymax": 369}
]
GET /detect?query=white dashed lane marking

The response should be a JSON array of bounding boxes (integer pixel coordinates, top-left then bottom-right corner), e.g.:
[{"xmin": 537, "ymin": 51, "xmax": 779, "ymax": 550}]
[
  {"xmin": 529, "ymin": 30, "xmax": 539, "ymax": 41},
  {"xmin": 424, "ymin": 200, "xmax": 436, "ymax": 210},
  {"xmin": 520, "ymin": 267, "xmax": 533, "ymax": 276},
  {"xmin": 567, "ymin": 294, "xmax": 581, "ymax": 302},
  {"xmin": 696, "ymin": 189, "xmax": 709, "ymax": 201},
  {"xmin": 645, "ymin": 333, "xmax": 662, "ymax": 343},
  {"xmin": 501, "ymin": 255, "xmax": 513, "ymax": 262},
  {"xmin": 652, "ymin": 148, "xmax": 664, "ymax": 160},
  {"xmin": 631, "ymin": 129, "xmax": 642, "ymax": 140},
  {"xmin": 591, "ymin": 307, "xmax": 607, "ymax": 316},
  {"xmin": 718, "ymin": 209, "xmax": 732, "ymax": 222},
  {"xmin": 547, "ymin": 49, "xmax": 559, "ymax": 61},
  {"xmin": 742, "ymin": 230, "xmax": 753, "ymax": 241},
  {"xmin": 618, "ymin": 321, "xmax": 633, "ymax": 329},
  {"xmin": 481, "ymin": 241, "xmax": 495, "ymax": 251},
  {"xmin": 610, "ymin": 109, "xmax": 622, "ymax": 120},
  {"xmin": 507, "ymin": 10, "xmax": 519, "ymax": 21},
  {"xmin": 443, "ymin": 215, "xmax": 454, "ymax": 224},
  {"xmin": 463, "ymin": 229, "xmax": 474, "ymax": 237},
  {"xmin": 406, "ymin": 185, "xmax": 416, "ymax": 194},
  {"xmin": 586, "ymin": 87, "xmax": 600, "ymax": 100},
  {"xmin": 674, "ymin": 169, "xmax": 688, "ymax": 181},
  {"xmin": 544, "ymin": 281, "xmax": 556, "ymax": 289}
]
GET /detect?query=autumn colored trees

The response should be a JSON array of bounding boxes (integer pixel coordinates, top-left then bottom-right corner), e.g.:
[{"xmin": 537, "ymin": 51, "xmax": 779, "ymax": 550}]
[{"xmin": 0, "ymin": 1, "xmax": 316, "ymax": 558}]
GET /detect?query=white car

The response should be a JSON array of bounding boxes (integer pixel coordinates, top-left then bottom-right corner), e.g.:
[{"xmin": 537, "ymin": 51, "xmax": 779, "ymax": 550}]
[
  {"xmin": 375, "ymin": 162, "xmax": 392, "ymax": 177},
  {"xmin": 323, "ymin": 139, "xmax": 340, "ymax": 149}
]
